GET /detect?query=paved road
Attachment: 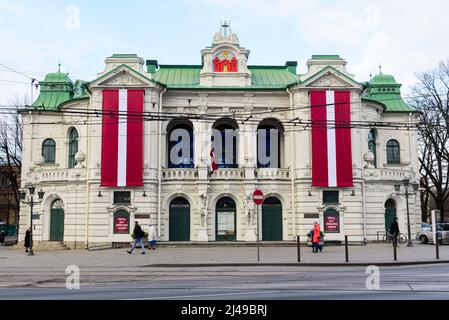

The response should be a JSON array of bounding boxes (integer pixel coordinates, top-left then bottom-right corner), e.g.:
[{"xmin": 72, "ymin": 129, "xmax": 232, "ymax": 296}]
[{"xmin": 1, "ymin": 264, "xmax": 449, "ymax": 300}]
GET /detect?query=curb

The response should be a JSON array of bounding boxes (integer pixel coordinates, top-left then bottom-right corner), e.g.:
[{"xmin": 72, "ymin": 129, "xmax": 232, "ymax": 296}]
[{"xmin": 143, "ymin": 260, "xmax": 449, "ymax": 268}]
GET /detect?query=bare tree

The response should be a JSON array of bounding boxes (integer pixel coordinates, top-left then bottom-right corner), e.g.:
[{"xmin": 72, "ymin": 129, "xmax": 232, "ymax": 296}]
[
  {"xmin": 410, "ymin": 60, "xmax": 449, "ymax": 223},
  {"xmin": 0, "ymin": 96, "xmax": 24, "ymax": 229}
]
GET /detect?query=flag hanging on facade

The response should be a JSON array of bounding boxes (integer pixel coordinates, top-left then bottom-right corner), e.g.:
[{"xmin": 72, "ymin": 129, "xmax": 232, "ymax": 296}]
[
  {"xmin": 310, "ymin": 90, "xmax": 353, "ymax": 187},
  {"xmin": 210, "ymin": 147, "xmax": 219, "ymax": 175},
  {"xmin": 101, "ymin": 89, "xmax": 144, "ymax": 187}
]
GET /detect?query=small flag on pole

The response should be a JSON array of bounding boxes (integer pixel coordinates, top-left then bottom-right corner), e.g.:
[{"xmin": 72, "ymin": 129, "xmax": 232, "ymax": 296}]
[{"xmin": 209, "ymin": 147, "xmax": 218, "ymax": 176}]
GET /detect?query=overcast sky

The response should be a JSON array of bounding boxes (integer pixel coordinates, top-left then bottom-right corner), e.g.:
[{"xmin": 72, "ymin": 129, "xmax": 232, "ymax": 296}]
[{"xmin": 1, "ymin": 0, "xmax": 448, "ymax": 105}]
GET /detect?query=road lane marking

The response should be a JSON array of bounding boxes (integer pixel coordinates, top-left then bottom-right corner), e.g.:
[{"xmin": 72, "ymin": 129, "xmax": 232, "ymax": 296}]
[{"xmin": 123, "ymin": 291, "xmax": 276, "ymax": 300}]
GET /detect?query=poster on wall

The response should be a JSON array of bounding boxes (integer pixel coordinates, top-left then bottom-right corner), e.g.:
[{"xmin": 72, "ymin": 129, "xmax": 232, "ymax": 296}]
[
  {"xmin": 324, "ymin": 210, "xmax": 340, "ymax": 233},
  {"xmin": 114, "ymin": 215, "xmax": 129, "ymax": 234}
]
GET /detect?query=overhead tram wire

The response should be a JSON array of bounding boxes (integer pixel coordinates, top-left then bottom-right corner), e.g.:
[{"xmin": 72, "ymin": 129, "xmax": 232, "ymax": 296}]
[{"xmin": 0, "ymin": 91, "xmax": 441, "ymax": 117}]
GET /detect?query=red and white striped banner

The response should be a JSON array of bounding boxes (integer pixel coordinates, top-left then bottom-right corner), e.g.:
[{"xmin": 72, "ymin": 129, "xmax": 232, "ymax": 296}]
[
  {"xmin": 310, "ymin": 90, "xmax": 353, "ymax": 187},
  {"xmin": 101, "ymin": 89, "xmax": 144, "ymax": 187}
]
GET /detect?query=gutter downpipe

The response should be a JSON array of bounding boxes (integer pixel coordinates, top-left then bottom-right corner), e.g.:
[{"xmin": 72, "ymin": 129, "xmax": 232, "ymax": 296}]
[
  {"xmin": 287, "ymin": 87, "xmax": 297, "ymax": 238},
  {"xmin": 157, "ymin": 88, "xmax": 167, "ymax": 238},
  {"xmin": 359, "ymin": 98, "xmax": 367, "ymax": 244},
  {"xmin": 84, "ymin": 99, "xmax": 92, "ymax": 250}
]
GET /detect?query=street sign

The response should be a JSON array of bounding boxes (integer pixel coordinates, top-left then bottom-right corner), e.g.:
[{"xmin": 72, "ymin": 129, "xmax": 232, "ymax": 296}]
[
  {"xmin": 252, "ymin": 189, "xmax": 264, "ymax": 262},
  {"xmin": 253, "ymin": 189, "xmax": 264, "ymax": 205}
]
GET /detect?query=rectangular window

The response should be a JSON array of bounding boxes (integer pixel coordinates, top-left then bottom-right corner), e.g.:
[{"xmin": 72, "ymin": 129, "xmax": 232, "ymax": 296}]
[
  {"xmin": 323, "ymin": 191, "xmax": 339, "ymax": 204},
  {"xmin": 113, "ymin": 191, "xmax": 131, "ymax": 204}
]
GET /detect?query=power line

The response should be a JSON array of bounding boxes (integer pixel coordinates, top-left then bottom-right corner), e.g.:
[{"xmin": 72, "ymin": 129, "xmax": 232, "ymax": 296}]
[{"xmin": 0, "ymin": 63, "xmax": 36, "ymax": 81}]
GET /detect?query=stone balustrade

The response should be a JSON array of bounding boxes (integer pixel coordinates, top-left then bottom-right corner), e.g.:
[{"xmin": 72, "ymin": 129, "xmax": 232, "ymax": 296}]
[
  {"xmin": 162, "ymin": 168, "xmax": 199, "ymax": 180},
  {"xmin": 255, "ymin": 168, "xmax": 291, "ymax": 180},
  {"xmin": 209, "ymin": 168, "xmax": 245, "ymax": 180}
]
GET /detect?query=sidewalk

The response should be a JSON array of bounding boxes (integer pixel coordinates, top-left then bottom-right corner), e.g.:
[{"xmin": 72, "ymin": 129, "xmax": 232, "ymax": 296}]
[{"xmin": 1, "ymin": 243, "xmax": 448, "ymax": 268}]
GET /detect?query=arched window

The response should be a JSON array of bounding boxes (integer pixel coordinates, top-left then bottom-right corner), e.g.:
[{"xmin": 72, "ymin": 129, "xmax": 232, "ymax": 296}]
[
  {"xmin": 257, "ymin": 119, "xmax": 284, "ymax": 168},
  {"xmin": 68, "ymin": 128, "xmax": 79, "ymax": 168},
  {"xmin": 368, "ymin": 129, "xmax": 377, "ymax": 168},
  {"xmin": 386, "ymin": 139, "xmax": 400, "ymax": 164},
  {"xmin": 42, "ymin": 139, "xmax": 56, "ymax": 163},
  {"xmin": 167, "ymin": 120, "xmax": 194, "ymax": 168},
  {"xmin": 212, "ymin": 118, "xmax": 238, "ymax": 169}
]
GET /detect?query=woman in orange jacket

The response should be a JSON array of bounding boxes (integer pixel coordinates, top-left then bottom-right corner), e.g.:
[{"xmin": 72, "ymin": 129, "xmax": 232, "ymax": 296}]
[{"xmin": 312, "ymin": 222, "xmax": 323, "ymax": 253}]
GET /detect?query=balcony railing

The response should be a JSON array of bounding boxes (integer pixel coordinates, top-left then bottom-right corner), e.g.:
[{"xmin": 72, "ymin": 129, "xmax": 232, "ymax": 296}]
[
  {"xmin": 162, "ymin": 168, "xmax": 198, "ymax": 180},
  {"xmin": 255, "ymin": 168, "xmax": 291, "ymax": 180},
  {"xmin": 363, "ymin": 168, "xmax": 413, "ymax": 181},
  {"xmin": 38, "ymin": 168, "xmax": 85, "ymax": 182},
  {"xmin": 209, "ymin": 168, "xmax": 245, "ymax": 180}
]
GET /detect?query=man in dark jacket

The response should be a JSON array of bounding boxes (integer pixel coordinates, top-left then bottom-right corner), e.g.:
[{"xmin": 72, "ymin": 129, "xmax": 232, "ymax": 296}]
[
  {"xmin": 127, "ymin": 221, "xmax": 146, "ymax": 254},
  {"xmin": 24, "ymin": 227, "xmax": 31, "ymax": 253},
  {"xmin": 389, "ymin": 217, "xmax": 400, "ymax": 247}
]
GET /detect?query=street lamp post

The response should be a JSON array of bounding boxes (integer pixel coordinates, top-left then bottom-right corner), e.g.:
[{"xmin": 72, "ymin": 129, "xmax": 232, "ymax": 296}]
[
  {"xmin": 19, "ymin": 186, "xmax": 45, "ymax": 256},
  {"xmin": 394, "ymin": 179, "xmax": 418, "ymax": 248}
]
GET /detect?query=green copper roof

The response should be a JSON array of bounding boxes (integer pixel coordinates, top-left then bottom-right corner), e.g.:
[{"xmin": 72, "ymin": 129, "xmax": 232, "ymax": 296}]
[
  {"xmin": 32, "ymin": 71, "xmax": 75, "ymax": 110},
  {"xmin": 370, "ymin": 73, "xmax": 398, "ymax": 85},
  {"xmin": 152, "ymin": 65, "xmax": 299, "ymax": 89},
  {"xmin": 42, "ymin": 71, "xmax": 72, "ymax": 83},
  {"xmin": 109, "ymin": 54, "xmax": 139, "ymax": 58},
  {"xmin": 311, "ymin": 55, "xmax": 343, "ymax": 60},
  {"xmin": 364, "ymin": 72, "xmax": 416, "ymax": 113}
]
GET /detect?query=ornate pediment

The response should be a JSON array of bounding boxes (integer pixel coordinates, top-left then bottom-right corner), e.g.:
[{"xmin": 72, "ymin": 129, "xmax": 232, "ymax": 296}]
[
  {"xmin": 89, "ymin": 64, "xmax": 156, "ymax": 88},
  {"xmin": 299, "ymin": 66, "xmax": 362, "ymax": 90}
]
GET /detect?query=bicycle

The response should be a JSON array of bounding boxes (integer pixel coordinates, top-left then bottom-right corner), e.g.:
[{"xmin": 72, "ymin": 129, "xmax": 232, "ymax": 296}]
[{"xmin": 383, "ymin": 231, "xmax": 407, "ymax": 244}]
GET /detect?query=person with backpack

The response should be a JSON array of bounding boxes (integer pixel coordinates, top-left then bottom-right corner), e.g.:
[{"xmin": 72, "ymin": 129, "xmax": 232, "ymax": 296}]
[
  {"xmin": 127, "ymin": 221, "xmax": 146, "ymax": 255},
  {"xmin": 312, "ymin": 222, "xmax": 323, "ymax": 253}
]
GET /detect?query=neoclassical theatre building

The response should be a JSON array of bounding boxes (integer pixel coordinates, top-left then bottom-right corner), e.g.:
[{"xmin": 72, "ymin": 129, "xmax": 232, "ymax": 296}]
[{"xmin": 19, "ymin": 23, "xmax": 420, "ymax": 248}]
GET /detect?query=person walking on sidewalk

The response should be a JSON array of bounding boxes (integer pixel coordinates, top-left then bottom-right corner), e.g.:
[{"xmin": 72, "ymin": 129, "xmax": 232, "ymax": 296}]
[
  {"xmin": 24, "ymin": 227, "xmax": 31, "ymax": 253},
  {"xmin": 148, "ymin": 224, "xmax": 158, "ymax": 250},
  {"xmin": 312, "ymin": 222, "xmax": 323, "ymax": 253},
  {"xmin": 127, "ymin": 221, "xmax": 146, "ymax": 255},
  {"xmin": 389, "ymin": 217, "xmax": 400, "ymax": 248}
]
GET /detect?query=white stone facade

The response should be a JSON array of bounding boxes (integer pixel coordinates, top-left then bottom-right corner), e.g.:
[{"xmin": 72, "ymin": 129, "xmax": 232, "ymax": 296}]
[{"xmin": 18, "ymin": 27, "xmax": 420, "ymax": 249}]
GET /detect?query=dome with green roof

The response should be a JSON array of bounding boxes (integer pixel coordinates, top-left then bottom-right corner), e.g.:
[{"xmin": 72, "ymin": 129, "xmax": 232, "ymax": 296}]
[
  {"xmin": 363, "ymin": 71, "xmax": 416, "ymax": 113},
  {"xmin": 42, "ymin": 71, "xmax": 73, "ymax": 84},
  {"xmin": 370, "ymin": 73, "xmax": 398, "ymax": 86},
  {"xmin": 32, "ymin": 69, "xmax": 75, "ymax": 110}
]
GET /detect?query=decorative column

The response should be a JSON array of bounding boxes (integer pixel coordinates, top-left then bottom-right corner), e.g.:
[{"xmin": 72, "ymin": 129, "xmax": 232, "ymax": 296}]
[{"xmin": 197, "ymin": 192, "xmax": 209, "ymax": 241}]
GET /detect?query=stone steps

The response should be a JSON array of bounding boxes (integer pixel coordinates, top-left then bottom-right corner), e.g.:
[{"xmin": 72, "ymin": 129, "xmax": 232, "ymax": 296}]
[{"xmin": 29, "ymin": 241, "xmax": 70, "ymax": 251}]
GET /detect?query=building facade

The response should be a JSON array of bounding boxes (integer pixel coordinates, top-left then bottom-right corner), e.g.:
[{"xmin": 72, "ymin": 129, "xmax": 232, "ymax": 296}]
[{"xmin": 19, "ymin": 23, "xmax": 420, "ymax": 248}]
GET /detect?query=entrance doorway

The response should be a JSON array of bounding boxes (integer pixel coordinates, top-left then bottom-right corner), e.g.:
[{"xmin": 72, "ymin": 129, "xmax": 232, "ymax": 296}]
[
  {"xmin": 216, "ymin": 197, "xmax": 237, "ymax": 241},
  {"xmin": 169, "ymin": 197, "xmax": 190, "ymax": 241},
  {"xmin": 50, "ymin": 199, "xmax": 64, "ymax": 241},
  {"xmin": 385, "ymin": 199, "xmax": 397, "ymax": 231},
  {"xmin": 262, "ymin": 197, "xmax": 283, "ymax": 241}
]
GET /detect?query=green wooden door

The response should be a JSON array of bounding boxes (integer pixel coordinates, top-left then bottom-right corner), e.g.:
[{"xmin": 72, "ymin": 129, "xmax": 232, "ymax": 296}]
[
  {"xmin": 169, "ymin": 198, "xmax": 190, "ymax": 241},
  {"xmin": 262, "ymin": 198, "xmax": 283, "ymax": 241},
  {"xmin": 384, "ymin": 199, "xmax": 397, "ymax": 232},
  {"xmin": 50, "ymin": 208, "xmax": 64, "ymax": 241},
  {"xmin": 385, "ymin": 208, "xmax": 397, "ymax": 231},
  {"xmin": 216, "ymin": 197, "xmax": 237, "ymax": 241}
]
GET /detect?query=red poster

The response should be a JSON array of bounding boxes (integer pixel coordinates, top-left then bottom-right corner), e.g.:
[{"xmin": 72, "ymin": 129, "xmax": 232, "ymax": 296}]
[
  {"xmin": 324, "ymin": 214, "xmax": 340, "ymax": 233},
  {"xmin": 114, "ymin": 216, "xmax": 129, "ymax": 234}
]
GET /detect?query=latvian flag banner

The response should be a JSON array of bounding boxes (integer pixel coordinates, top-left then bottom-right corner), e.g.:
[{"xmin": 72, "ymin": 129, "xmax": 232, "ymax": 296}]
[
  {"xmin": 310, "ymin": 90, "xmax": 353, "ymax": 187},
  {"xmin": 101, "ymin": 89, "xmax": 144, "ymax": 187}
]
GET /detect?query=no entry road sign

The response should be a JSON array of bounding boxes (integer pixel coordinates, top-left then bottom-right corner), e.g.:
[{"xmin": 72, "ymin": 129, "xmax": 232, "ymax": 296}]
[{"xmin": 253, "ymin": 189, "xmax": 264, "ymax": 205}]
